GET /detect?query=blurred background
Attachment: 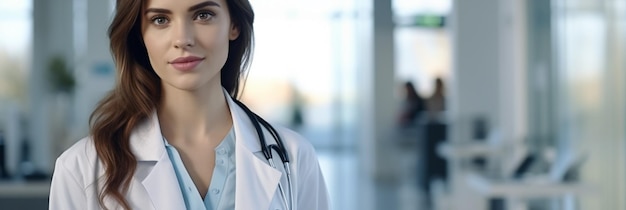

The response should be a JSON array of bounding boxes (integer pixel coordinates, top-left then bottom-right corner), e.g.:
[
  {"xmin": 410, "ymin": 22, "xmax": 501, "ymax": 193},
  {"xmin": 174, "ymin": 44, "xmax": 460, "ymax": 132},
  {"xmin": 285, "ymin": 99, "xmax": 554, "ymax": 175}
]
[{"xmin": 0, "ymin": 0, "xmax": 624, "ymax": 209}]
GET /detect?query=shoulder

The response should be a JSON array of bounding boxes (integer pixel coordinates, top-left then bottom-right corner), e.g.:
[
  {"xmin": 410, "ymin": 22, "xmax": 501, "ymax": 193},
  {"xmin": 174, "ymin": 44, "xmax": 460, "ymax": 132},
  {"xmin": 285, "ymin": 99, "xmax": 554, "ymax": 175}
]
[
  {"xmin": 56, "ymin": 136, "xmax": 97, "ymax": 165},
  {"xmin": 272, "ymin": 124, "xmax": 330, "ymax": 207},
  {"xmin": 271, "ymin": 125, "xmax": 319, "ymax": 161},
  {"xmin": 54, "ymin": 136, "xmax": 100, "ymax": 187}
]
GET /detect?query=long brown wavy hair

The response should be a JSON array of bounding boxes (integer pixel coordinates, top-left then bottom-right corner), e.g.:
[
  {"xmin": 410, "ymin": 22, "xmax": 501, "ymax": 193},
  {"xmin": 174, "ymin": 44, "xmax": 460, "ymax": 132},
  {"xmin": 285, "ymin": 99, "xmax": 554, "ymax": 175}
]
[{"xmin": 89, "ymin": 0, "xmax": 254, "ymax": 208}]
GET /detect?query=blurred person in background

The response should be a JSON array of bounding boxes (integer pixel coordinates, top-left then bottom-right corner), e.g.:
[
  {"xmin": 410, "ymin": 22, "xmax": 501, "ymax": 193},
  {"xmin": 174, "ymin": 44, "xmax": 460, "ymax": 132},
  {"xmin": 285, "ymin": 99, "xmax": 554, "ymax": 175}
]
[
  {"xmin": 426, "ymin": 77, "xmax": 445, "ymax": 122},
  {"xmin": 395, "ymin": 81, "xmax": 426, "ymax": 152},
  {"xmin": 288, "ymin": 83, "xmax": 305, "ymax": 132},
  {"xmin": 395, "ymin": 81, "xmax": 428, "ymax": 206},
  {"xmin": 423, "ymin": 77, "xmax": 447, "ymax": 207},
  {"xmin": 48, "ymin": 0, "xmax": 329, "ymax": 209},
  {"xmin": 397, "ymin": 81, "xmax": 425, "ymax": 128}
]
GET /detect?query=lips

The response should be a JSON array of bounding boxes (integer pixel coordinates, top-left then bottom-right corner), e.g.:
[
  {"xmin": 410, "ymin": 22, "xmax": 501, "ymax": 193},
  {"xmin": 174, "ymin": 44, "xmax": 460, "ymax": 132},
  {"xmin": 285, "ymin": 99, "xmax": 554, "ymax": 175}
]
[{"xmin": 169, "ymin": 56, "xmax": 205, "ymax": 71}]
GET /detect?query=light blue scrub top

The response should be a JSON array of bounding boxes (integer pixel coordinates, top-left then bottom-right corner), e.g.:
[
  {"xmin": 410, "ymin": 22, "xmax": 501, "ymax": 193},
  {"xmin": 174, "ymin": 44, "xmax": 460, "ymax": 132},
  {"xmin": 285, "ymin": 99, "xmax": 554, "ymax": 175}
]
[{"xmin": 163, "ymin": 127, "xmax": 236, "ymax": 210}]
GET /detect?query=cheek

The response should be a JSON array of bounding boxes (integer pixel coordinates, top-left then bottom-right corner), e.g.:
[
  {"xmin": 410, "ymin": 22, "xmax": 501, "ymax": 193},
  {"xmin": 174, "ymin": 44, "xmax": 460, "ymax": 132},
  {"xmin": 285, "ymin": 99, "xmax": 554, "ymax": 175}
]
[
  {"xmin": 142, "ymin": 33, "xmax": 167, "ymax": 69},
  {"xmin": 199, "ymin": 26, "xmax": 232, "ymax": 51},
  {"xmin": 212, "ymin": 32, "xmax": 232, "ymax": 66}
]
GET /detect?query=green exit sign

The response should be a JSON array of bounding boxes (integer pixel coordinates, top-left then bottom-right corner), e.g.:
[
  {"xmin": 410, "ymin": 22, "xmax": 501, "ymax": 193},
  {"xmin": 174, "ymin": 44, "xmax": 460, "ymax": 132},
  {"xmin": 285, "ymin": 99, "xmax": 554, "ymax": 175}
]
[{"xmin": 413, "ymin": 15, "xmax": 446, "ymax": 28}]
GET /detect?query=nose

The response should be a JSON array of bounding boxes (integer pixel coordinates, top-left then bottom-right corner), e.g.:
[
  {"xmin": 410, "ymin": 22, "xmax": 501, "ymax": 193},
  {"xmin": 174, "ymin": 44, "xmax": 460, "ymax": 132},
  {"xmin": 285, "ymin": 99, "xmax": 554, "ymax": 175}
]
[{"xmin": 173, "ymin": 22, "xmax": 195, "ymax": 49}]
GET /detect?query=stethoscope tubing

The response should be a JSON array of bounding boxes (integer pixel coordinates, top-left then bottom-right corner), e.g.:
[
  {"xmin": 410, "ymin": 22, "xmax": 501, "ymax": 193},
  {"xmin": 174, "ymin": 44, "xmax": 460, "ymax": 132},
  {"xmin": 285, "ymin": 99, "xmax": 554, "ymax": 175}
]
[{"xmin": 233, "ymin": 99, "xmax": 295, "ymax": 210}]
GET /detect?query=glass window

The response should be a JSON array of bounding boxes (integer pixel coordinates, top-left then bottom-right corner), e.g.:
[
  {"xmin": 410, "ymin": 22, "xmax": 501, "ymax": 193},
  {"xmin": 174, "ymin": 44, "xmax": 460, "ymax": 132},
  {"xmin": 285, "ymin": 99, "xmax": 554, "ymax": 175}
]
[
  {"xmin": 245, "ymin": 0, "xmax": 360, "ymax": 148},
  {"xmin": 0, "ymin": 0, "xmax": 31, "ymax": 105},
  {"xmin": 245, "ymin": 2, "xmax": 362, "ymax": 209},
  {"xmin": 393, "ymin": 0, "xmax": 451, "ymax": 99},
  {"xmin": 552, "ymin": 0, "xmax": 626, "ymax": 209}
]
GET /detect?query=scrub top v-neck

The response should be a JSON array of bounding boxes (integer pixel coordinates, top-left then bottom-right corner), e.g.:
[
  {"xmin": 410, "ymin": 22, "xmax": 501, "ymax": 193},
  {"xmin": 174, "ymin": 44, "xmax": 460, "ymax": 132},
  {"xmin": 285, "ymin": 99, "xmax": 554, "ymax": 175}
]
[{"xmin": 163, "ymin": 127, "xmax": 236, "ymax": 210}]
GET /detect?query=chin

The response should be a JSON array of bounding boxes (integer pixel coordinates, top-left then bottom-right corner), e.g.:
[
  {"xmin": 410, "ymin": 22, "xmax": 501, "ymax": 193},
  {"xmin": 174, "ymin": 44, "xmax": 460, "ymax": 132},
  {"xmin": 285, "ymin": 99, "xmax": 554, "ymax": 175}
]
[
  {"xmin": 163, "ymin": 77, "xmax": 208, "ymax": 92},
  {"xmin": 172, "ymin": 84, "xmax": 204, "ymax": 91},
  {"xmin": 160, "ymin": 68, "xmax": 221, "ymax": 92}
]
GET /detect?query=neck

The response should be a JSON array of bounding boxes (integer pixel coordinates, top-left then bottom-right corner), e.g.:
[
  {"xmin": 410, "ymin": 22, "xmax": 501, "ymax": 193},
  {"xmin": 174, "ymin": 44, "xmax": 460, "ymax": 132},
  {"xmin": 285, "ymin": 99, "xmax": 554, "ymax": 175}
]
[{"xmin": 157, "ymin": 82, "xmax": 233, "ymax": 144}]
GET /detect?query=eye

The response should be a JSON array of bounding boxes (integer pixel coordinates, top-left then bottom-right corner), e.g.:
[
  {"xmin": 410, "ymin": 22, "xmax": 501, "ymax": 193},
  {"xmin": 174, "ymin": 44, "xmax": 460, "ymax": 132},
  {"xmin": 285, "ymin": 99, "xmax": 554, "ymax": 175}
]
[
  {"xmin": 194, "ymin": 11, "xmax": 214, "ymax": 22},
  {"xmin": 151, "ymin": 16, "xmax": 169, "ymax": 25}
]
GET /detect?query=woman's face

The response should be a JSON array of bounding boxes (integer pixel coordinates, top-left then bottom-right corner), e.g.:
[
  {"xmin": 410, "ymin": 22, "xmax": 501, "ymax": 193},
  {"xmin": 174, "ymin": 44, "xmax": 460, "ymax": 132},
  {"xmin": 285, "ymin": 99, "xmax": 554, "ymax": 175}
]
[{"xmin": 142, "ymin": 0, "xmax": 240, "ymax": 91}]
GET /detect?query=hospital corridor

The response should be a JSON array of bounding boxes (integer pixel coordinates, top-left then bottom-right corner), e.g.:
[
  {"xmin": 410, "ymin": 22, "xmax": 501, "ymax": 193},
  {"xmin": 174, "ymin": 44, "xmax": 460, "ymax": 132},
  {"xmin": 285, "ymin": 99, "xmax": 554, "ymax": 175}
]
[{"xmin": 2, "ymin": 0, "xmax": 626, "ymax": 209}]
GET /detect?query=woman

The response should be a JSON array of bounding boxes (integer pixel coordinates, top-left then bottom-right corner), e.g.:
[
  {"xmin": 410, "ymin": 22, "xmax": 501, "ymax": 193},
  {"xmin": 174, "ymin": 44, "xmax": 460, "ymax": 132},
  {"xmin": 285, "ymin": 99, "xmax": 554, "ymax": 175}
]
[{"xmin": 48, "ymin": 0, "xmax": 330, "ymax": 209}]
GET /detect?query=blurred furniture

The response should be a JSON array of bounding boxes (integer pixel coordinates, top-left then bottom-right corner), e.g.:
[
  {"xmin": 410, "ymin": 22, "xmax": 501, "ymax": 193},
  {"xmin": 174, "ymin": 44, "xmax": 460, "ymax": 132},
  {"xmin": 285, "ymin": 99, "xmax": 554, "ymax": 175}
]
[
  {"xmin": 436, "ymin": 131, "xmax": 593, "ymax": 210},
  {"xmin": 0, "ymin": 181, "xmax": 50, "ymax": 197},
  {"xmin": 467, "ymin": 173, "xmax": 593, "ymax": 210},
  {"xmin": 0, "ymin": 181, "xmax": 50, "ymax": 209}
]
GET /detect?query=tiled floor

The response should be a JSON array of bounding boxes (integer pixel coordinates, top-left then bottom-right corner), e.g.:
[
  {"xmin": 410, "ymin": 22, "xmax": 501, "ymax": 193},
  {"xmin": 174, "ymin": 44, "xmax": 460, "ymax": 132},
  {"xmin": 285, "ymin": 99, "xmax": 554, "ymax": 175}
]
[{"xmin": 316, "ymin": 145, "xmax": 429, "ymax": 210}]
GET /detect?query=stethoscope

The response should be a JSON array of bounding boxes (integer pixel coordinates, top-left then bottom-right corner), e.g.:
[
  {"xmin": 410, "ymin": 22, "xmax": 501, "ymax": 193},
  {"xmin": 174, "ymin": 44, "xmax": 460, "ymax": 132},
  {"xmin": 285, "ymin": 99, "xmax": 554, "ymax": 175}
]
[{"xmin": 233, "ymin": 99, "xmax": 295, "ymax": 210}]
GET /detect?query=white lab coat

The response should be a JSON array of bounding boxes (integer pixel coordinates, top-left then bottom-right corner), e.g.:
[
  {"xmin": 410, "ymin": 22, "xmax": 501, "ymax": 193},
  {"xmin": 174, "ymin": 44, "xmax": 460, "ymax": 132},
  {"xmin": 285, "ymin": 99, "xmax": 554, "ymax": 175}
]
[{"xmin": 49, "ymin": 95, "xmax": 330, "ymax": 210}]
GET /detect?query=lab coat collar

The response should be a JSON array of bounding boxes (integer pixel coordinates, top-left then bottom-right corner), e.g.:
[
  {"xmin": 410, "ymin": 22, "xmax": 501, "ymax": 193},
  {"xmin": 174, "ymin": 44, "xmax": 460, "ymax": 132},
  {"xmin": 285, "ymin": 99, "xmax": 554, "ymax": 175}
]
[
  {"xmin": 129, "ymin": 112, "xmax": 164, "ymax": 161},
  {"xmin": 128, "ymin": 112, "xmax": 184, "ymax": 210},
  {"xmin": 224, "ymin": 88, "xmax": 270, "ymax": 153}
]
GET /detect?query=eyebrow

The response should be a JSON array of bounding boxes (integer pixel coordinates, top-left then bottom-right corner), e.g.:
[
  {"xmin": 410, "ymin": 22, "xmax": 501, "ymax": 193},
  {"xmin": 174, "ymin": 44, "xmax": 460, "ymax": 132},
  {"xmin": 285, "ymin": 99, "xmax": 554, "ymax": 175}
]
[{"xmin": 144, "ymin": 1, "xmax": 221, "ymax": 15}]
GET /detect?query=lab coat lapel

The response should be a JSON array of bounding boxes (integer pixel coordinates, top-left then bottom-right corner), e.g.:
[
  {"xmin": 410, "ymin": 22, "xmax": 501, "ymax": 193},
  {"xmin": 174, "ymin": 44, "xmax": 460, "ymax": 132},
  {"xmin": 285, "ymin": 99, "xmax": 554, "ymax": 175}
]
[
  {"xmin": 226, "ymin": 93, "xmax": 282, "ymax": 210},
  {"xmin": 129, "ymin": 113, "xmax": 186, "ymax": 210},
  {"xmin": 139, "ymin": 155, "xmax": 185, "ymax": 210}
]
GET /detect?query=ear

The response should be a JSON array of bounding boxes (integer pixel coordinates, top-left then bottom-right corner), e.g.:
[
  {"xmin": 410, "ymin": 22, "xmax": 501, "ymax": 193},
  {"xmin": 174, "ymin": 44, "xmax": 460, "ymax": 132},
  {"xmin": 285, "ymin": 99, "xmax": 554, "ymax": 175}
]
[{"xmin": 229, "ymin": 24, "xmax": 240, "ymax": 41}]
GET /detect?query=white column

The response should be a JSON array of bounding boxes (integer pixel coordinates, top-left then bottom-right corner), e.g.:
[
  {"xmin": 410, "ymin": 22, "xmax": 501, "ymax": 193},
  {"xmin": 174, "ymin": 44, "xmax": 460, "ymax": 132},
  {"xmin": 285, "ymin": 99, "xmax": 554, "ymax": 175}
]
[
  {"xmin": 356, "ymin": 0, "xmax": 396, "ymax": 209},
  {"xmin": 449, "ymin": 2, "xmax": 500, "ymax": 208},
  {"xmin": 31, "ymin": 0, "xmax": 115, "ymax": 174},
  {"xmin": 371, "ymin": 0, "xmax": 396, "ymax": 179},
  {"xmin": 498, "ymin": 0, "xmax": 528, "ymax": 147},
  {"xmin": 31, "ymin": 0, "xmax": 74, "ymax": 174},
  {"xmin": 3, "ymin": 102, "xmax": 21, "ymax": 177},
  {"xmin": 71, "ymin": 0, "xmax": 115, "ymax": 142},
  {"xmin": 449, "ymin": 0, "xmax": 528, "ymax": 208},
  {"xmin": 450, "ymin": 0, "xmax": 501, "ymax": 145}
]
